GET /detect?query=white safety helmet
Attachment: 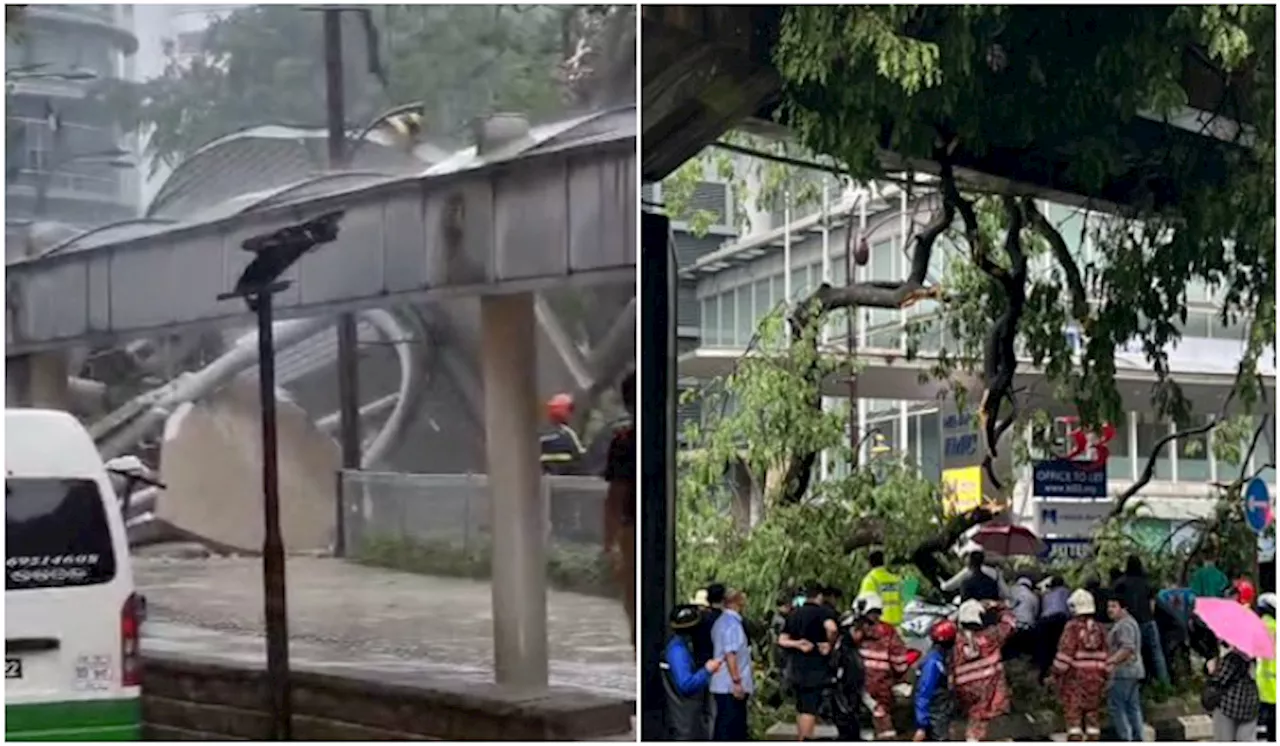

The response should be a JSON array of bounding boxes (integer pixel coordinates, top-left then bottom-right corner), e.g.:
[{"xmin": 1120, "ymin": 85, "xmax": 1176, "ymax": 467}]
[
  {"xmin": 1068, "ymin": 589, "xmax": 1096, "ymax": 617},
  {"xmin": 854, "ymin": 592, "xmax": 885, "ymax": 618},
  {"xmin": 1258, "ymin": 592, "xmax": 1277, "ymax": 616},
  {"xmin": 957, "ymin": 599, "xmax": 985, "ymax": 627}
]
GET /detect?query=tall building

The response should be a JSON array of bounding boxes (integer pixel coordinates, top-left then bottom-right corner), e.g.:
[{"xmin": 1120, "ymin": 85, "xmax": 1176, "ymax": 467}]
[
  {"xmin": 667, "ymin": 159, "xmax": 1275, "ymax": 552},
  {"xmin": 5, "ymin": 5, "xmax": 140, "ymax": 246}
]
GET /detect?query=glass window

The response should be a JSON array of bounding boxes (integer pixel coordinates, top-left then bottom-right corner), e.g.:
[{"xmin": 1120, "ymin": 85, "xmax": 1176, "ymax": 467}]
[
  {"xmin": 700, "ymin": 298, "xmax": 714, "ymax": 346},
  {"xmin": 735, "ymin": 286, "xmax": 751, "ymax": 346},
  {"xmin": 870, "ymin": 239, "xmax": 895, "ymax": 282},
  {"xmin": 1177, "ymin": 414, "xmax": 1211, "ymax": 482},
  {"xmin": 1107, "ymin": 412, "xmax": 1132, "ymax": 481},
  {"xmin": 7, "ymin": 478, "xmax": 117, "ymax": 591},
  {"xmin": 831, "ymin": 258, "xmax": 847, "ymax": 287},
  {"xmin": 867, "ymin": 309, "xmax": 900, "ymax": 349},
  {"xmin": 1215, "ymin": 424, "xmax": 1247, "ymax": 481},
  {"xmin": 1216, "ymin": 315, "xmax": 1247, "ymax": 341},
  {"xmin": 752, "ymin": 279, "xmax": 771, "ymax": 334},
  {"xmin": 1134, "ymin": 413, "xmax": 1173, "ymax": 481},
  {"xmin": 918, "ymin": 412, "xmax": 942, "ymax": 482}
]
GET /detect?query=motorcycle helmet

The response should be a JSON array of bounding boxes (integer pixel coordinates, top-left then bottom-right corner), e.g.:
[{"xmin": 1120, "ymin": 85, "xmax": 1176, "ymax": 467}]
[
  {"xmin": 669, "ymin": 604, "xmax": 702, "ymax": 631},
  {"xmin": 957, "ymin": 599, "xmax": 985, "ymax": 628},
  {"xmin": 1232, "ymin": 578, "xmax": 1257, "ymax": 606},
  {"xmin": 546, "ymin": 393, "xmax": 574, "ymax": 424},
  {"xmin": 930, "ymin": 619, "xmax": 958, "ymax": 644},
  {"xmin": 1068, "ymin": 589, "xmax": 1097, "ymax": 617},
  {"xmin": 854, "ymin": 592, "xmax": 885, "ymax": 618},
  {"xmin": 1258, "ymin": 592, "xmax": 1277, "ymax": 617}
]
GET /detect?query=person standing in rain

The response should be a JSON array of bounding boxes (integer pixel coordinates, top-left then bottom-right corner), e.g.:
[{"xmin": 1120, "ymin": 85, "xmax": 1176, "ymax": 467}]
[
  {"xmin": 1113, "ymin": 555, "xmax": 1169, "ymax": 688},
  {"xmin": 941, "ymin": 545, "xmax": 1010, "ymax": 602},
  {"xmin": 859, "ymin": 550, "xmax": 905, "ymax": 627},
  {"xmin": 601, "ymin": 371, "xmax": 635, "ymax": 646},
  {"xmin": 1049, "ymin": 590, "xmax": 1110, "ymax": 741},
  {"xmin": 1256, "ymin": 593, "xmax": 1276, "ymax": 741},
  {"xmin": 1105, "ymin": 596, "xmax": 1147, "ymax": 742},
  {"xmin": 661, "ymin": 605, "xmax": 723, "ymax": 740},
  {"xmin": 540, "ymin": 393, "xmax": 586, "ymax": 474},
  {"xmin": 912, "ymin": 619, "xmax": 957, "ymax": 742},
  {"xmin": 777, "ymin": 584, "xmax": 838, "ymax": 741},
  {"xmin": 951, "ymin": 599, "xmax": 1017, "ymax": 741},
  {"xmin": 709, "ymin": 589, "xmax": 753, "ymax": 741}
]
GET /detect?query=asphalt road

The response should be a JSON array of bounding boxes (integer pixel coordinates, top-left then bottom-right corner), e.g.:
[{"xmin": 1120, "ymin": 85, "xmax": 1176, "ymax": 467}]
[{"xmin": 134, "ymin": 554, "xmax": 636, "ymax": 701}]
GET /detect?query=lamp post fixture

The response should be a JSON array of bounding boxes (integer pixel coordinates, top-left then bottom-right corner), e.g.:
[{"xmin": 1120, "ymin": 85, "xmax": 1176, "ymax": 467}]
[{"xmin": 217, "ymin": 211, "xmax": 345, "ymax": 741}]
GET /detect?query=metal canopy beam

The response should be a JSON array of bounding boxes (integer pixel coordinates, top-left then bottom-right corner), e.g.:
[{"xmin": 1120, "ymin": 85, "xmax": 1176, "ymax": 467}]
[{"xmin": 6, "ymin": 137, "xmax": 636, "ymax": 355}]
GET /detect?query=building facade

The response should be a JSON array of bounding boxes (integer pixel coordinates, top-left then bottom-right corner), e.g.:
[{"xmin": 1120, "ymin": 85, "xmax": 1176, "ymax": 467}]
[
  {"xmin": 668, "ymin": 166, "xmax": 1275, "ymax": 550},
  {"xmin": 5, "ymin": 5, "xmax": 139, "ymax": 243}
]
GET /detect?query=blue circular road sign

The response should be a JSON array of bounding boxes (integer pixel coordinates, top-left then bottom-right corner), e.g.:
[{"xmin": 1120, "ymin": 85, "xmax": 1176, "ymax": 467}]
[{"xmin": 1244, "ymin": 477, "xmax": 1272, "ymax": 535}]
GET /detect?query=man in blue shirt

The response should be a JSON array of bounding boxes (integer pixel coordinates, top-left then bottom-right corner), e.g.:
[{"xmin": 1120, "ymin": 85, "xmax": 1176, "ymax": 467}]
[
  {"xmin": 710, "ymin": 588, "xmax": 753, "ymax": 740},
  {"xmin": 662, "ymin": 605, "xmax": 722, "ymax": 740}
]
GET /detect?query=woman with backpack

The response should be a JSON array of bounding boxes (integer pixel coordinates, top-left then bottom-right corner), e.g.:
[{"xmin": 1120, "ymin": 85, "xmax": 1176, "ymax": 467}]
[
  {"xmin": 1204, "ymin": 643, "xmax": 1260, "ymax": 741},
  {"xmin": 1048, "ymin": 590, "xmax": 1111, "ymax": 741}
]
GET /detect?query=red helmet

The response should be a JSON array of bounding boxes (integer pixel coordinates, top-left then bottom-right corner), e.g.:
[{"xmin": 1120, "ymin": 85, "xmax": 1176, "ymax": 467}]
[
  {"xmin": 546, "ymin": 393, "xmax": 574, "ymax": 424},
  {"xmin": 1233, "ymin": 579, "xmax": 1257, "ymax": 606},
  {"xmin": 930, "ymin": 619, "xmax": 958, "ymax": 644}
]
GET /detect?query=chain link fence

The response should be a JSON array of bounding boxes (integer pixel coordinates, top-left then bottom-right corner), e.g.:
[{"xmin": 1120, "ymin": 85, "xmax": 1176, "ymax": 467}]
[{"xmin": 337, "ymin": 470, "xmax": 608, "ymax": 558}]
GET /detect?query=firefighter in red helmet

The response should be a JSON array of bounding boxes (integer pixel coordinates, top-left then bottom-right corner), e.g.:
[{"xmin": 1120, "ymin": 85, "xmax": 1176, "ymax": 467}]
[{"xmin": 539, "ymin": 393, "xmax": 586, "ymax": 475}]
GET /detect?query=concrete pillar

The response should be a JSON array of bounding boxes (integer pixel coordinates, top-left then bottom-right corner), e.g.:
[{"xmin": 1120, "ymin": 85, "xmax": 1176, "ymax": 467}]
[
  {"xmin": 7, "ymin": 352, "xmax": 71, "ymax": 410},
  {"xmin": 480, "ymin": 292, "xmax": 548, "ymax": 691}
]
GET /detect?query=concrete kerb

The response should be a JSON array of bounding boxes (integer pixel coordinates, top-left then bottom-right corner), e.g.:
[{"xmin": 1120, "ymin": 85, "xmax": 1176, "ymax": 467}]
[{"xmin": 764, "ymin": 698, "xmax": 1212, "ymax": 742}]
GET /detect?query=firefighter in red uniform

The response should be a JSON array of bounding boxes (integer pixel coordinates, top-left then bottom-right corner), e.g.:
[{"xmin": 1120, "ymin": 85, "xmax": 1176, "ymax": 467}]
[
  {"xmin": 852, "ymin": 592, "xmax": 913, "ymax": 740},
  {"xmin": 1049, "ymin": 590, "xmax": 1111, "ymax": 741},
  {"xmin": 539, "ymin": 393, "xmax": 586, "ymax": 475},
  {"xmin": 950, "ymin": 598, "xmax": 1017, "ymax": 741}
]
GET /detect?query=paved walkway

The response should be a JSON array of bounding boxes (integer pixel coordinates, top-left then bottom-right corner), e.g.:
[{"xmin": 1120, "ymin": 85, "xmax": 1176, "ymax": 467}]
[{"xmin": 134, "ymin": 555, "xmax": 635, "ymax": 701}]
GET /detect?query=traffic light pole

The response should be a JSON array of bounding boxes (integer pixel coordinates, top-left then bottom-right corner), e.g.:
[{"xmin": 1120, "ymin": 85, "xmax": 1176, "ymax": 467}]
[{"xmin": 216, "ymin": 280, "xmax": 294, "ymax": 740}]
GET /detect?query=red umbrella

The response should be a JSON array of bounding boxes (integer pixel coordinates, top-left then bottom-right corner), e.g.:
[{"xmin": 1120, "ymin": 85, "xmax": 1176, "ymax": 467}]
[{"xmin": 971, "ymin": 524, "xmax": 1046, "ymax": 557}]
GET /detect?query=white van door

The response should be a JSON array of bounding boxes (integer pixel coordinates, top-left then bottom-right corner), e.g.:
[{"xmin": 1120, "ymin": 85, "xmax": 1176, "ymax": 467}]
[{"xmin": 6, "ymin": 476, "xmax": 141, "ymax": 740}]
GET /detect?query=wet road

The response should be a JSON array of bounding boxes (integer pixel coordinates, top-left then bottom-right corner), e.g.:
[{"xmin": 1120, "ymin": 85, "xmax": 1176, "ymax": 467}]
[{"xmin": 134, "ymin": 555, "xmax": 635, "ymax": 701}]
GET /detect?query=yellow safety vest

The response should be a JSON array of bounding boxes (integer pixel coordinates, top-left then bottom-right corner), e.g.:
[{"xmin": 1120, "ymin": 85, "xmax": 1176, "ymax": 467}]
[
  {"xmin": 1259, "ymin": 615, "xmax": 1276, "ymax": 705},
  {"xmin": 859, "ymin": 567, "xmax": 904, "ymax": 626}
]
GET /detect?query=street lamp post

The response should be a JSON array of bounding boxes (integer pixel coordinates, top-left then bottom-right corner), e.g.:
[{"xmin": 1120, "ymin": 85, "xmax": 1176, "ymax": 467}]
[{"xmin": 218, "ymin": 212, "xmax": 345, "ymax": 741}]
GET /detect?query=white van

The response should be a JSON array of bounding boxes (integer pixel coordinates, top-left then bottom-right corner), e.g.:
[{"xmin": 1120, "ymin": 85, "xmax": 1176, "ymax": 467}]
[{"xmin": 5, "ymin": 409, "xmax": 142, "ymax": 741}]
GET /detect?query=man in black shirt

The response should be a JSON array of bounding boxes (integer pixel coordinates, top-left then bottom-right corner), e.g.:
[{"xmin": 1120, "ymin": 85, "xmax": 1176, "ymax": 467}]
[
  {"xmin": 777, "ymin": 585, "xmax": 839, "ymax": 740},
  {"xmin": 603, "ymin": 370, "xmax": 635, "ymax": 647}
]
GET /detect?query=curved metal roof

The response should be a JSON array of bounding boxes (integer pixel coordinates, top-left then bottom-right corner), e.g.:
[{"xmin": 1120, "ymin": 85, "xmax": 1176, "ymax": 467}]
[{"xmin": 36, "ymin": 106, "xmax": 636, "ymax": 259}]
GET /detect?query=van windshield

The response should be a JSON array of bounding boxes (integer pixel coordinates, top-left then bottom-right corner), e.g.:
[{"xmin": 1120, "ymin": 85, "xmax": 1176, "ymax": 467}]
[{"xmin": 6, "ymin": 478, "xmax": 117, "ymax": 591}]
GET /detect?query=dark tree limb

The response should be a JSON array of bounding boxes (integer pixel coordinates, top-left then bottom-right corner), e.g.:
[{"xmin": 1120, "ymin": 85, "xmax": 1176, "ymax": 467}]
[
  {"xmin": 1108, "ymin": 418, "xmax": 1221, "ymax": 520},
  {"xmin": 1023, "ymin": 198, "xmax": 1090, "ymax": 324},
  {"xmin": 777, "ymin": 139, "xmax": 959, "ymax": 505},
  {"xmin": 976, "ymin": 196, "xmax": 1029, "ymax": 491}
]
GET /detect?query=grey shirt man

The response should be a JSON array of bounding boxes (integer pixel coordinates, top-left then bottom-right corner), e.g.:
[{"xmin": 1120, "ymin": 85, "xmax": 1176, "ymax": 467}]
[{"xmin": 1108, "ymin": 613, "xmax": 1146, "ymax": 680}]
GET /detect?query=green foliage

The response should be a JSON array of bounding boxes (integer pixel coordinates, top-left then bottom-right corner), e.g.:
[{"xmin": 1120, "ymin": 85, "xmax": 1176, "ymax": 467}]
[
  {"xmin": 771, "ymin": 5, "xmax": 1274, "ymax": 429},
  {"xmin": 108, "ymin": 5, "xmax": 604, "ymax": 170},
  {"xmin": 353, "ymin": 535, "xmax": 615, "ymax": 597}
]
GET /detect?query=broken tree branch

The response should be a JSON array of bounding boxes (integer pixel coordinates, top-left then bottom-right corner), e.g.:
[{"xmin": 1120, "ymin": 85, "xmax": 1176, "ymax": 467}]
[
  {"xmin": 1109, "ymin": 418, "xmax": 1220, "ymax": 519},
  {"xmin": 1023, "ymin": 197, "xmax": 1089, "ymax": 324},
  {"xmin": 777, "ymin": 139, "xmax": 960, "ymax": 505}
]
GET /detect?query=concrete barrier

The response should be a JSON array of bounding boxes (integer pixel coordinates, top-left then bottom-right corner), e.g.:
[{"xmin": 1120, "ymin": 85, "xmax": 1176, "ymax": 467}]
[{"xmin": 141, "ymin": 652, "xmax": 633, "ymax": 741}]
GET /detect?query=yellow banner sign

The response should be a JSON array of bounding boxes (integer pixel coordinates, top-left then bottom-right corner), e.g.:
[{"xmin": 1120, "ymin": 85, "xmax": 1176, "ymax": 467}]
[{"xmin": 942, "ymin": 466, "xmax": 983, "ymax": 516}]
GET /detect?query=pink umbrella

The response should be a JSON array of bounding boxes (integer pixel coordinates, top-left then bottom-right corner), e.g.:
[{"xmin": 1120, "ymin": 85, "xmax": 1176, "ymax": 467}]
[
  {"xmin": 1194, "ymin": 598, "xmax": 1276, "ymax": 660},
  {"xmin": 971, "ymin": 524, "xmax": 1046, "ymax": 557}
]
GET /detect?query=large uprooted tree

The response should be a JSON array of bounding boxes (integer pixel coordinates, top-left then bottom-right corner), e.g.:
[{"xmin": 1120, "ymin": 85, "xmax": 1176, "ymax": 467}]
[{"xmin": 672, "ymin": 6, "xmax": 1274, "ymax": 579}]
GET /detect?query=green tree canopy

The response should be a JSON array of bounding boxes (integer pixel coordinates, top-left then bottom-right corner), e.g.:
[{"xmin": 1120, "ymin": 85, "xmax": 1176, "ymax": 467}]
[{"xmin": 668, "ymin": 6, "xmax": 1274, "ymax": 514}]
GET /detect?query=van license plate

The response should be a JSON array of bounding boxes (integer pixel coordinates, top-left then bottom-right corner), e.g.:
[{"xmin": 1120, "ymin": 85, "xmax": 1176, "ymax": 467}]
[{"xmin": 5, "ymin": 658, "xmax": 21, "ymax": 679}]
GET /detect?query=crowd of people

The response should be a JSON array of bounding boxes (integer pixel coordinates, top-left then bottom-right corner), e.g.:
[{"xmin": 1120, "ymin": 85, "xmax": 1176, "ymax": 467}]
[{"xmin": 659, "ymin": 549, "xmax": 1276, "ymax": 742}]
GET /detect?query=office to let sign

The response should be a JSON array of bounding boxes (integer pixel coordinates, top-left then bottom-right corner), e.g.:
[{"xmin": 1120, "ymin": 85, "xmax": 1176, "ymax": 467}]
[{"xmin": 1033, "ymin": 458, "xmax": 1107, "ymax": 499}]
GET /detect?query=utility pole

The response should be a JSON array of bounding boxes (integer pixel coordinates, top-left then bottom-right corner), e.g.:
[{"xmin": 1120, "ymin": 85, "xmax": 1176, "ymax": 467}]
[{"xmin": 322, "ymin": 8, "xmax": 364, "ymax": 479}]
